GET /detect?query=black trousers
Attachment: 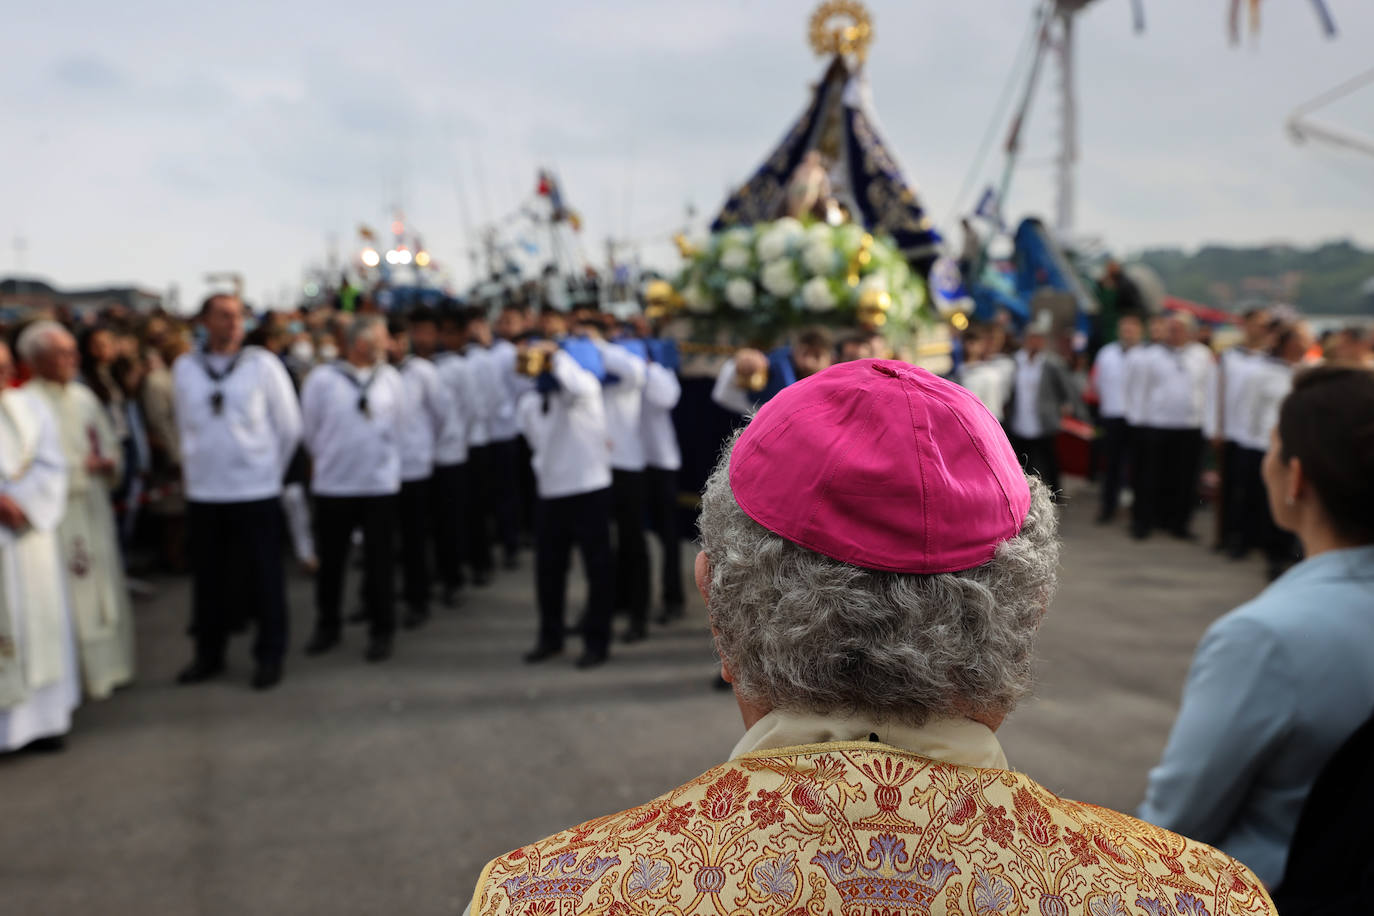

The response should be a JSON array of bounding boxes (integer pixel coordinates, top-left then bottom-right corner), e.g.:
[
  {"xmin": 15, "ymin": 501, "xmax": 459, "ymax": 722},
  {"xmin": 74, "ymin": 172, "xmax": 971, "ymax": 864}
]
[
  {"xmin": 645, "ymin": 466, "xmax": 685, "ymax": 608},
  {"xmin": 1218, "ymin": 440, "xmax": 1245, "ymax": 550},
  {"xmin": 465, "ymin": 445, "xmax": 495, "ymax": 576},
  {"xmin": 1008, "ymin": 433, "xmax": 1061, "ymax": 497},
  {"xmin": 189, "ymin": 498, "xmax": 287, "ymax": 667},
  {"xmin": 1152, "ymin": 427, "xmax": 1204, "ymax": 536},
  {"xmin": 431, "ymin": 462, "xmax": 467, "ymax": 592},
  {"xmin": 397, "ymin": 477, "xmax": 431, "ymax": 614},
  {"xmin": 610, "ymin": 469, "xmax": 650, "ymax": 627},
  {"xmin": 516, "ymin": 436, "xmax": 536, "ymax": 539},
  {"xmin": 1233, "ymin": 446, "xmax": 1298, "ymax": 564},
  {"xmin": 1129, "ymin": 424, "xmax": 1157, "ymax": 535},
  {"xmin": 534, "ymin": 488, "xmax": 613, "ymax": 655},
  {"xmin": 314, "ymin": 494, "xmax": 397, "ymax": 641},
  {"xmin": 1097, "ymin": 417, "xmax": 1131, "ymax": 520},
  {"xmin": 489, "ymin": 437, "xmax": 522, "ymax": 560}
]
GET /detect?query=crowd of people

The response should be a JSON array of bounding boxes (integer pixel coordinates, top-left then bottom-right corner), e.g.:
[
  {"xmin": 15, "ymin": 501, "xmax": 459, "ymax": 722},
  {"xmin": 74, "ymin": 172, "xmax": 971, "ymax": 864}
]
[
  {"xmin": 2, "ymin": 286, "xmax": 1372, "ymax": 910},
  {"xmin": 0, "ymin": 292, "xmax": 697, "ymax": 751}
]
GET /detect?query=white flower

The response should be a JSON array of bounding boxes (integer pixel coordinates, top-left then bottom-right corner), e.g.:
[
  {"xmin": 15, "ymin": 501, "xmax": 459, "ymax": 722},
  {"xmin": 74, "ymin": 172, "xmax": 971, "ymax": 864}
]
[
  {"xmin": 858, "ymin": 274, "xmax": 888, "ymax": 296},
  {"xmin": 801, "ymin": 276, "xmax": 836, "ymax": 312},
  {"xmin": 722, "ymin": 227, "xmax": 753, "ymax": 249},
  {"xmin": 773, "ymin": 217, "xmax": 806, "ymax": 243},
  {"xmin": 802, "ymin": 240, "xmax": 835, "ymax": 276},
  {"xmin": 725, "ymin": 278, "xmax": 755, "ymax": 310},
  {"xmin": 756, "ymin": 229, "xmax": 788, "ymax": 263},
  {"xmin": 805, "ymin": 223, "xmax": 832, "ymax": 246},
  {"xmin": 720, "ymin": 246, "xmax": 751, "ymax": 272},
  {"xmin": 682, "ymin": 284, "xmax": 712, "ymax": 314},
  {"xmin": 760, "ymin": 258, "xmax": 797, "ymax": 297}
]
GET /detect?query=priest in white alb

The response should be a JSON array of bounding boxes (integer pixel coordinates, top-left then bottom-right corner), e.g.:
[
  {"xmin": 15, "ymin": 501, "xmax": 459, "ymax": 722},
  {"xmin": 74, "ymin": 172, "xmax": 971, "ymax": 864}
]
[
  {"xmin": 0, "ymin": 340, "xmax": 80, "ymax": 754},
  {"xmin": 18, "ymin": 321, "xmax": 135, "ymax": 700}
]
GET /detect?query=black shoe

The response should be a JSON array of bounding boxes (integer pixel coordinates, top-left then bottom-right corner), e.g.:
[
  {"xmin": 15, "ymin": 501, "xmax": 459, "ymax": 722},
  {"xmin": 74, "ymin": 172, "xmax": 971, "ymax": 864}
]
[
  {"xmin": 251, "ymin": 662, "xmax": 283, "ymax": 691},
  {"xmin": 176, "ymin": 659, "xmax": 225, "ymax": 685},
  {"xmin": 655, "ymin": 603, "xmax": 685, "ymax": 625},
  {"xmin": 622, "ymin": 624, "xmax": 648, "ymax": 644},
  {"xmin": 304, "ymin": 631, "xmax": 340, "ymax": 656},
  {"xmin": 440, "ymin": 588, "xmax": 463, "ymax": 609},
  {"xmin": 364, "ymin": 638, "xmax": 392, "ymax": 663},
  {"xmin": 346, "ymin": 608, "xmax": 369, "ymax": 626},
  {"xmin": 523, "ymin": 644, "xmax": 563, "ymax": 664},
  {"xmin": 473, "ymin": 569, "xmax": 492, "ymax": 588},
  {"xmin": 503, "ymin": 553, "xmax": 520, "ymax": 571},
  {"xmin": 24, "ymin": 735, "xmax": 67, "ymax": 753},
  {"xmin": 1170, "ymin": 528, "xmax": 1198, "ymax": 542},
  {"xmin": 402, "ymin": 609, "xmax": 429, "ymax": 630},
  {"xmin": 575, "ymin": 650, "xmax": 608, "ymax": 670},
  {"xmin": 1130, "ymin": 526, "xmax": 1150, "ymax": 541}
]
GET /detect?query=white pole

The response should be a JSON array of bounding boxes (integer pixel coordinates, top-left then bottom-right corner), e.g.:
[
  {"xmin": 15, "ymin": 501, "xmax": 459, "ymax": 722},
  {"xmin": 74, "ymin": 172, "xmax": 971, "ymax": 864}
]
[{"xmin": 1054, "ymin": 10, "xmax": 1078, "ymax": 236}]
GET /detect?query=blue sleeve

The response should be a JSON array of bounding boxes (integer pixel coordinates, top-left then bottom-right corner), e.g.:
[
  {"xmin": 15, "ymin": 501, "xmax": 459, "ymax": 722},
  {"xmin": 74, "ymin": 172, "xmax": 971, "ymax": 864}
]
[{"xmin": 1138, "ymin": 614, "xmax": 1296, "ymax": 845}]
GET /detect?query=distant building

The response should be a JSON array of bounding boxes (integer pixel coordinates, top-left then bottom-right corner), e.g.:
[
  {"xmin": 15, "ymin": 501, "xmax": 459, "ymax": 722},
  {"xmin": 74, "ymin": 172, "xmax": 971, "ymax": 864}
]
[{"xmin": 0, "ymin": 276, "xmax": 163, "ymax": 320}]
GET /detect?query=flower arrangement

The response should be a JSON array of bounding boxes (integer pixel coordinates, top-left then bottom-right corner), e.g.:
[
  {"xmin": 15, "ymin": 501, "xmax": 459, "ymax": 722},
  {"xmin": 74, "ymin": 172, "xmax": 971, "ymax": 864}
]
[{"xmin": 674, "ymin": 217, "xmax": 930, "ymax": 344}]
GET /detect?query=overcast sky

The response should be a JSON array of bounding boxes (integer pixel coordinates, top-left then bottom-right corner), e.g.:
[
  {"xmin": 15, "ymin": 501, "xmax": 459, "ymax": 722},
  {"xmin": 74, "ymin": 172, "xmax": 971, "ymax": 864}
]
[{"xmin": 4, "ymin": 0, "xmax": 1372, "ymax": 309}]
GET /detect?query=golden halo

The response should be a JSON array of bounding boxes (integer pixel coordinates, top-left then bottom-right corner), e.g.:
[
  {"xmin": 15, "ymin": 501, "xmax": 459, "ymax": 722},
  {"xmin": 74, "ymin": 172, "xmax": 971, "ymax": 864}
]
[{"xmin": 808, "ymin": 1, "xmax": 874, "ymax": 63}]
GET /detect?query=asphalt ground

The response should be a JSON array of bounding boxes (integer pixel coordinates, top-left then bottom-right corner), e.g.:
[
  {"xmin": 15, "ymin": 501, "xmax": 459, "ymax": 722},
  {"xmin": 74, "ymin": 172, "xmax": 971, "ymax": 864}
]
[{"xmin": 0, "ymin": 481, "xmax": 1270, "ymax": 915}]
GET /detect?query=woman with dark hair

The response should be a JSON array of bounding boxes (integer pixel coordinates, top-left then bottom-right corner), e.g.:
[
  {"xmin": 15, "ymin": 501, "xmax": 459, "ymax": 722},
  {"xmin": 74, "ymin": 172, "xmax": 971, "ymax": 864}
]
[{"xmin": 1139, "ymin": 365, "xmax": 1374, "ymax": 890}]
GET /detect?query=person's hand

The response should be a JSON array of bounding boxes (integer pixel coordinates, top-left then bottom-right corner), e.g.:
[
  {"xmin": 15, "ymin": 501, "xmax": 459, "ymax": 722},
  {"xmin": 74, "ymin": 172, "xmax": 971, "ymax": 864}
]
[
  {"xmin": 85, "ymin": 454, "xmax": 115, "ymax": 474},
  {"xmin": 0, "ymin": 495, "xmax": 28, "ymax": 531},
  {"xmin": 734, "ymin": 348, "xmax": 767, "ymax": 377}
]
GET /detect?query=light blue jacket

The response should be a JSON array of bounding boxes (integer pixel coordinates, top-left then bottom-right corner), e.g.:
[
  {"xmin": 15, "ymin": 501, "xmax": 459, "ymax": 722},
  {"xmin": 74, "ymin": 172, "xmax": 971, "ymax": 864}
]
[{"xmin": 1138, "ymin": 545, "xmax": 1374, "ymax": 888}]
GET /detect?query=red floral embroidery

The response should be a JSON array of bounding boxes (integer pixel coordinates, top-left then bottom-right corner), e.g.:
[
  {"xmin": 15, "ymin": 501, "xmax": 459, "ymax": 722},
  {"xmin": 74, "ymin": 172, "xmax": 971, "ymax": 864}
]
[
  {"xmin": 1065, "ymin": 828, "xmax": 1099, "ymax": 867},
  {"xmin": 749, "ymin": 789, "xmax": 786, "ymax": 828},
  {"xmin": 1012, "ymin": 787, "xmax": 1059, "ymax": 846},
  {"xmin": 791, "ymin": 782, "xmax": 825, "ymax": 815},
  {"xmin": 981, "ymin": 805, "xmax": 1015, "ymax": 847},
  {"xmin": 700, "ymin": 770, "xmax": 750, "ymax": 821},
  {"xmin": 1094, "ymin": 833, "xmax": 1132, "ymax": 865},
  {"xmin": 945, "ymin": 789, "xmax": 977, "ymax": 825},
  {"xmin": 657, "ymin": 804, "xmax": 692, "ymax": 835},
  {"xmin": 627, "ymin": 807, "xmax": 662, "ymax": 831}
]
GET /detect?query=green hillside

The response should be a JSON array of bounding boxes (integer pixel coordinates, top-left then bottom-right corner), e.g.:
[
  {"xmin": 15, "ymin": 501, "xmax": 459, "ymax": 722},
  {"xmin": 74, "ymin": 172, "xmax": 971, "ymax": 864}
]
[{"xmin": 1134, "ymin": 240, "xmax": 1374, "ymax": 315}]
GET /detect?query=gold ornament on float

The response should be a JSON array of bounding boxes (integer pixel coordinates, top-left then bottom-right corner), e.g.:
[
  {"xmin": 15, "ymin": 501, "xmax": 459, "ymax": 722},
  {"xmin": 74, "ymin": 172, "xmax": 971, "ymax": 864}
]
[
  {"xmin": 808, "ymin": 1, "xmax": 874, "ymax": 63},
  {"xmin": 643, "ymin": 279, "xmax": 684, "ymax": 321},
  {"xmin": 857, "ymin": 287, "xmax": 892, "ymax": 329}
]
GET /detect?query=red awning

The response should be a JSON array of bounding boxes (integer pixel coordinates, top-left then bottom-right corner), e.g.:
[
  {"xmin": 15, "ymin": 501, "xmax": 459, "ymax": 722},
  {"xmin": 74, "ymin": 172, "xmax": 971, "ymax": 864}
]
[{"xmin": 1162, "ymin": 296, "xmax": 1238, "ymax": 326}]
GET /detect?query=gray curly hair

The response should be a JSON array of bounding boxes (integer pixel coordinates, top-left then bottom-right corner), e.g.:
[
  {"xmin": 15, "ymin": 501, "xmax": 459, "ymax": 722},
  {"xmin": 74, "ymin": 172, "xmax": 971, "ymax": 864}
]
[{"xmin": 699, "ymin": 429, "xmax": 1059, "ymax": 726}]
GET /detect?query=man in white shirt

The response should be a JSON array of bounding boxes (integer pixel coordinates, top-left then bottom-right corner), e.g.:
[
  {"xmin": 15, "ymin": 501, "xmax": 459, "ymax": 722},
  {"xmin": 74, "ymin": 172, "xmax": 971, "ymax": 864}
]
[
  {"xmin": 477, "ymin": 309, "xmax": 525, "ymax": 570},
  {"xmin": 1214, "ymin": 307, "xmax": 1271, "ymax": 557},
  {"xmin": 1004, "ymin": 315, "xmax": 1077, "ymax": 497},
  {"xmin": 171, "ymin": 295, "xmax": 302, "ymax": 690},
  {"xmin": 1136, "ymin": 313, "xmax": 1217, "ymax": 541},
  {"xmin": 1090, "ymin": 314, "xmax": 1142, "ymax": 524},
  {"xmin": 435, "ymin": 310, "xmax": 480, "ymax": 597},
  {"xmin": 301, "ymin": 315, "xmax": 405, "ymax": 663},
  {"xmin": 387, "ymin": 313, "xmax": 458, "ymax": 629},
  {"xmin": 461, "ymin": 310, "xmax": 498, "ymax": 587},
  {"xmin": 416, "ymin": 307, "xmax": 469, "ymax": 607},
  {"xmin": 640, "ymin": 337, "xmax": 685, "ymax": 623},
  {"xmin": 516, "ymin": 336, "xmax": 614, "ymax": 669},
  {"xmin": 953, "ymin": 323, "xmax": 1013, "ymax": 423},
  {"xmin": 586, "ymin": 317, "xmax": 651, "ymax": 643},
  {"xmin": 1123, "ymin": 316, "xmax": 1164, "ymax": 538}
]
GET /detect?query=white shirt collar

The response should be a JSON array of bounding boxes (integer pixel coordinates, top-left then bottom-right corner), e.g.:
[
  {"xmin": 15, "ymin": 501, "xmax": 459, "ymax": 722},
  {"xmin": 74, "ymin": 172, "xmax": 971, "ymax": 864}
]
[{"xmin": 729, "ymin": 709, "xmax": 1008, "ymax": 769}]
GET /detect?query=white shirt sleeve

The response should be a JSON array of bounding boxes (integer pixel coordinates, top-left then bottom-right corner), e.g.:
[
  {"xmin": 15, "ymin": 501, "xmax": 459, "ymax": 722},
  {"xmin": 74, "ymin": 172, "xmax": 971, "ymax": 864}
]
[
  {"xmin": 711, "ymin": 358, "xmax": 755, "ymax": 417},
  {"xmin": 261, "ymin": 354, "xmax": 304, "ymax": 481},
  {"xmin": 549, "ymin": 350, "xmax": 600, "ymax": 400},
  {"xmin": 644, "ymin": 363, "xmax": 681, "ymax": 410},
  {"xmin": 598, "ymin": 342, "xmax": 647, "ymax": 390},
  {"xmin": 300, "ymin": 368, "xmax": 326, "ymax": 455}
]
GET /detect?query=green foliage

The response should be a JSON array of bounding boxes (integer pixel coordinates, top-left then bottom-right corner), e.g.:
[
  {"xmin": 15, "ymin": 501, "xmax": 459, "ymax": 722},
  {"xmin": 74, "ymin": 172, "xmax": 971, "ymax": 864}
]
[{"xmin": 1134, "ymin": 240, "xmax": 1374, "ymax": 315}]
